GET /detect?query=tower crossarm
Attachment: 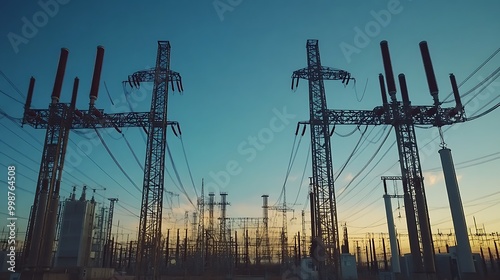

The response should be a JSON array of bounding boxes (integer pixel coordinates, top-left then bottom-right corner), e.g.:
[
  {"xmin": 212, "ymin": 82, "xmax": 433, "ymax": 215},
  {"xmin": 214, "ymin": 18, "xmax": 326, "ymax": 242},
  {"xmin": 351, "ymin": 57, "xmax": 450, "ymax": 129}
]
[
  {"xmin": 381, "ymin": 176, "xmax": 403, "ymax": 181},
  {"xmin": 326, "ymin": 105, "xmax": 466, "ymax": 126},
  {"xmin": 127, "ymin": 69, "xmax": 183, "ymax": 92},
  {"xmin": 292, "ymin": 66, "xmax": 352, "ymax": 82},
  {"xmin": 227, "ymin": 217, "xmax": 262, "ymax": 228},
  {"xmin": 326, "ymin": 108, "xmax": 385, "ymax": 126},
  {"xmin": 24, "ymin": 109, "xmax": 178, "ymax": 130}
]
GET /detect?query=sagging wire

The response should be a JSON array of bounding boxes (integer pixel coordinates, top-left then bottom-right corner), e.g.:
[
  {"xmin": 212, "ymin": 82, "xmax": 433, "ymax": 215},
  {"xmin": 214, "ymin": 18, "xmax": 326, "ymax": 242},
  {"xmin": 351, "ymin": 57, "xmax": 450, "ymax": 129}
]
[
  {"xmin": 360, "ymin": 125, "xmax": 387, "ymax": 145},
  {"xmin": 339, "ymin": 151, "xmax": 398, "ymax": 214},
  {"xmin": 104, "ymin": 81, "xmax": 115, "ymax": 106},
  {"xmin": 116, "ymin": 203, "xmax": 139, "ymax": 218},
  {"xmin": 292, "ymin": 142, "xmax": 311, "ymax": 207},
  {"xmin": 66, "ymin": 135, "xmax": 139, "ymax": 199},
  {"xmin": 354, "ymin": 78, "xmax": 368, "ymax": 102},
  {"xmin": 425, "ymin": 151, "xmax": 500, "ymax": 172},
  {"xmin": 348, "ymin": 215, "xmax": 391, "ymax": 235},
  {"xmin": 464, "ymin": 89, "xmax": 500, "ymax": 122},
  {"xmin": 468, "ymin": 102, "xmax": 499, "ymax": 121},
  {"xmin": 273, "ymin": 123, "xmax": 307, "ymax": 206},
  {"xmin": 164, "ymin": 166, "xmax": 182, "ymax": 197},
  {"xmin": 339, "ymin": 178, "xmax": 385, "ymax": 215},
  {"xmin": 334, "ymin": 126, "xmax": 368, "ymax": 182},
  {"xmin": 462, "ymin": 68, "xmax": 500, "ymax": 106},
  {"xmin": 334, "ymin": 126, "xmax": 358, "ymax": 137},
  {"xmin": 121, "ymin": 132, "xmax": 144, "ymax": 171},
  {"xmin": 339, "ymin": 139, "xmax": 396, "ymax": 206},
  {"xmin": 441, "ymin": 47, "xmax": 500, "ymax": 103},
  {"xmin": 0, "ymin": 108, "xmax": 22, "ymax": 122},
  {"xmin": 337, "ymin": 126, "xmax": 393, "ymax": 201},
  {"xmin": 0, "ymin": 150, "xmax": 37, "ymax": 173},
  {"xmin": 0, "ymin": 89, "xmax": 24, "ymax": 105},
  {"xmin": 0, "ymin": 138, "xmax": 38, "ymax": 164},
  {"xmin": 0, "ymin": 70, "xmax": 25, "ymax": 99},
  {"xmin": 166, "ymin": 143, "xmax": 197, "ymax": 210},
  {"xmin": 342, "ymin": 182, "xmax": 382, "ymax": 220},
  {"xmin": 0, "ymin": 162, "xmax": 36, "ymax": 185},
  {"xmin": 0, "ymin": 179, "xmax": 31, "ymax": 195},
  {"xmin": 339, "ymin": 127, "xmax": 389, "ymax": 178},
  {"xmin": 2, "ymin": 113, "xmax": 41, "ymax": 144},
  {"xmin": 418, "ymin": 93, "xmax": 500, "ymax": 154},
  {"xmin": 171, "ymin": 123, "xmax": 199, "ymax": 199},
  {"xmin": 273, "ymin": 135, "xmax": 298, "ymax": 206},
  {"xmin": 93, "ymin": 128, "xmax": 142, "ymax": 193},
  {"xmin": 0, "ymin": 123, "xmax": 41, "ymax": 152},
  {"xmin": 73, "ymin": 129, "xmax": 121, "ymax": 141}
]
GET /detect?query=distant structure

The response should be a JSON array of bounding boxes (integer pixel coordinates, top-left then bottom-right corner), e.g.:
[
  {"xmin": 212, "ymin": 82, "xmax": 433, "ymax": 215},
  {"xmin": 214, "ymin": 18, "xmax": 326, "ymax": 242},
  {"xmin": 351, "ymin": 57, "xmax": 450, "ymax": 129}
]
[
  {"xmin": 261, "ymin": 195, "xmax": 270, "ymax": 262},
  {"xmin": 54, "ymin": 186, "xmax": 95, "ymax": 267}
]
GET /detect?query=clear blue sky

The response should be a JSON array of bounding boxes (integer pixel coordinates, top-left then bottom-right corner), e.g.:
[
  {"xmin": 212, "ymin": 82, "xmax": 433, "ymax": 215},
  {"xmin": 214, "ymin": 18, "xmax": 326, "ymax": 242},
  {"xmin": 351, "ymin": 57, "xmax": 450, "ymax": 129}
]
[{"xmin": 1, "ymin": 0, "xmax": 499, "ymax": 251}]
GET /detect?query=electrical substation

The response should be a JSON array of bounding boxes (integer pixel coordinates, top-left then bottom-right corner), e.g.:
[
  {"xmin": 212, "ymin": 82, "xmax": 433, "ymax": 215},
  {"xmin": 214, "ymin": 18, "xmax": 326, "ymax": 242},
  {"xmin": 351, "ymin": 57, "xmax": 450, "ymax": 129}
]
[{"xmin": 0, "ymin": 35, "xmax": 499, "ymax": 280}]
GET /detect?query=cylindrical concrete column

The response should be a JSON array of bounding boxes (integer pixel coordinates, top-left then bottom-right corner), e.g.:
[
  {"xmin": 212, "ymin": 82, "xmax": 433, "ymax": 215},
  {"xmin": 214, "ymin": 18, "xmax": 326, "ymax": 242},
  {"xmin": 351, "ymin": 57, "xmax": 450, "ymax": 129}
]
[
  {"xmin": 384, "ymin": 194, "xmax": 401, "ymax": 273},
  {"xmin": 439, "ymin": 148, "xmax": 475, "ymax": 273}
]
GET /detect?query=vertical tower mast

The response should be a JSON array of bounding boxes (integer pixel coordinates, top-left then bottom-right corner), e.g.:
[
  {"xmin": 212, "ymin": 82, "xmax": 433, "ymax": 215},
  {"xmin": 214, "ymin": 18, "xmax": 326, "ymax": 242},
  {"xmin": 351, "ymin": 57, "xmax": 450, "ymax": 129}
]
[
  {"xmin": 380, "ymin": 41, "xmax": 436, "ymax": 273},
  {"xmin": 136, "ymin": 41, "xmax": 171, "ymax": 279},
  {"xmin": 23, "ymin": 48, "xmax": 76, "ymax": 272},
  {"xmin": 292, "ymin": 39, "xmax": 353, "ymax": 279},
  {"xmin": 261, "ymin": 195, "xmax": 270, "ymax": 262},
  {"xmin": 197, "ymin": 180, "xmax": 205, "ymax": 255},
  {"xmin": 104, "ymin": 198, "xmax": 118, "ymax": 267}
]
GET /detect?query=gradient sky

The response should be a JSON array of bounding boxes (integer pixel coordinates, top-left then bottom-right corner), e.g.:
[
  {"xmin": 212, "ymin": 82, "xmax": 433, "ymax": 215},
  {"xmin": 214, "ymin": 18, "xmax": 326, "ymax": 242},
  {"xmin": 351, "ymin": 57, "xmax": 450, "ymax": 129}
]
[{"xmin": 1, "ymin": 0, "xmax": 499, "ymax": 253}]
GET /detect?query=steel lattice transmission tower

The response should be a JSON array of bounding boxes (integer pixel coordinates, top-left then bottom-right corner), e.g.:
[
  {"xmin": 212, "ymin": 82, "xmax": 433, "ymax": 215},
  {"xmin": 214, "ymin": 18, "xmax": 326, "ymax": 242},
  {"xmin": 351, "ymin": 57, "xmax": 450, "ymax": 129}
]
[
  {"xmin": 22, "ymin": 48, "xmax": 76, "ymax": 274},
  {"xmin": 21, "ymin": 41, "xmax": 183, "ymax": 280},
  {"xmin": 292, "ymin": 39, "xmax": 467, "ymax": 279},
  {"xmin": 291, "ymin": 39, "xmax": 354, "ymax": 279},
  {"xmin": 103, "ymin": 198, "xmax": 118, "ymax": 267},
  {"xmin": 129, "ymin": 41, "xmax": 183, "ymax": 279}
]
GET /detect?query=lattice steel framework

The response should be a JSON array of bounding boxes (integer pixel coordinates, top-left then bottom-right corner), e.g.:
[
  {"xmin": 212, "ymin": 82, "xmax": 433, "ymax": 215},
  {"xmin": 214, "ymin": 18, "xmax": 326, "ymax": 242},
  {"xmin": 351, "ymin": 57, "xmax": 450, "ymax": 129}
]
[
  {"xmin": 22, "ymin": 49, "xmax": 76, "ymax": 273},
  {"xmin": 24, "ymin": 102, "xmax": 72, "ymax": 270},
  {"xmin": 106, "ymin": 198, "xmax": 118, "ymax": 245},
  {"xmin": 197, "ymin": 180, "xmax": 205, "ymax": 254},
  {"xmin": 103, "ymin": 198, "xmax": 118, "ymax": 267},
  {"xmin": 22, "ymin": 41, "xmax": 183, "ymax": 280},
  {"xmin": 291, "ymin": 40, "xmax": 467, "ymax": 278},
  {"xmin": 131, "ymin": 41, "xmax": 181, "ymax": 279},
  {"xmin": 292, "ymin": 40, "xmax": 352, "ymax": 279}
]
